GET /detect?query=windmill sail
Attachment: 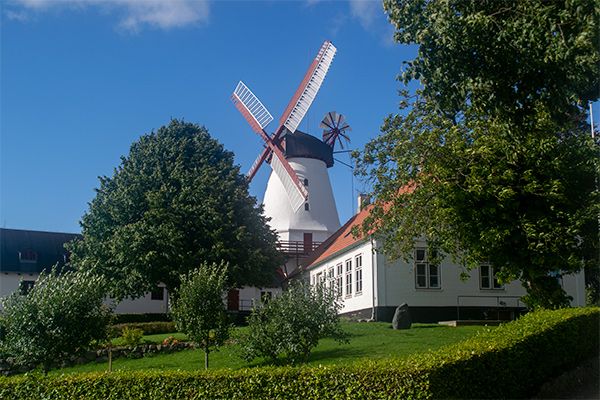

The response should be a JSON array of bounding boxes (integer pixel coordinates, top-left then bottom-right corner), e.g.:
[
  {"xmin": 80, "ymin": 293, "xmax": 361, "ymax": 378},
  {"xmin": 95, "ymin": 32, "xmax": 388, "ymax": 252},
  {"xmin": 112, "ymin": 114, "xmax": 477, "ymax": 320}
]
[
  {"xmin": 270, "ymin": 150, "xmax": 308, "ymax": 213},
  {"xmin": 230, "ymin": 81, "xmax": 274, "ymax": 134},
  {"xmin": 280, "ymin": 40, "xmax": 337, "ymax": 134}
]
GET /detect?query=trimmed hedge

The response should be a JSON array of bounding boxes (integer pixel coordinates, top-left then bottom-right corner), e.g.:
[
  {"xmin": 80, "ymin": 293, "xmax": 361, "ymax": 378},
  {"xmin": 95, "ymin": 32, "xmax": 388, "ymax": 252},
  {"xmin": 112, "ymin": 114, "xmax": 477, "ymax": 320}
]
[{"xmin": 1, "ymin": 307, "xmax": 597, "ymax": 399}]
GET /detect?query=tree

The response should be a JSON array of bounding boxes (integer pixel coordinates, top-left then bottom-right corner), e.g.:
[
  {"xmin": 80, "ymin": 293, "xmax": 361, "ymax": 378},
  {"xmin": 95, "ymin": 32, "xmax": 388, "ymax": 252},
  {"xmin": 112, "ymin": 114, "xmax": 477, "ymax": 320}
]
[
  {"xmin": 67, "ymin": 119, "xmax": 283, "ymax": 300},
  {"xmin": 239, "ymin": 281, "xmax": 348, "ymax": 365},
  {"xmin": 353, "ymin": 0, "xmax": 599, "ymax": 309},
  {"xmin": 0, "ymin": 269, "xmax": 111, "ymax": 374},
  {"xmin": 170, "ymin": 262, "xmax": 230, "ymax": 370}
]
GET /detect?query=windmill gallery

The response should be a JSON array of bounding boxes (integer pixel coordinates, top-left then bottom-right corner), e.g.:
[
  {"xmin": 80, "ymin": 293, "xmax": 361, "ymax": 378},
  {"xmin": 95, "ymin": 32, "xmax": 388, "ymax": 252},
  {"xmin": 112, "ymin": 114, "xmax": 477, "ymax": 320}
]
[{"xmin": 0, "ymin": 40, "xmax": 586, "ymax": 322}]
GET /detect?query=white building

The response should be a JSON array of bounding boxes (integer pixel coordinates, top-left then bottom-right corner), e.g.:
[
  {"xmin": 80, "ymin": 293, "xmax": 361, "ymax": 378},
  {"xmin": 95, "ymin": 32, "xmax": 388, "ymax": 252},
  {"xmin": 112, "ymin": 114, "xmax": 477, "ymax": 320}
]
[
  {"xmin": 0, "ymin": 228, "xmax": 279, "ymax": 315},
  {"xmin": 296, "ymin": 202, "xmax": 587, "ymax": 323}
]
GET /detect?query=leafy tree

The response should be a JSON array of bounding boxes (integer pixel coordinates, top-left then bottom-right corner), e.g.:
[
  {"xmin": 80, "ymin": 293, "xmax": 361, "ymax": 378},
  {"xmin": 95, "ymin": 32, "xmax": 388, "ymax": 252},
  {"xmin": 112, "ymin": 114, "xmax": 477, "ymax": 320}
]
[
  {"xmin": 239, "ymin": 281, "xmax": 347, "ymax": 365},
  {"xmin": 0, "ymin": 269, "xmax": 111, "ymax": 374},
  {"xmin": 353, "ymin": 0, "xmax": 599, "ymax": 309},
  {"xmin": 170, "ymin": 262, "xmax": 231, "ymax": 370},
  {"xmin": 67, "ymin": 119, "xmax": 283, "ymax": 300}
]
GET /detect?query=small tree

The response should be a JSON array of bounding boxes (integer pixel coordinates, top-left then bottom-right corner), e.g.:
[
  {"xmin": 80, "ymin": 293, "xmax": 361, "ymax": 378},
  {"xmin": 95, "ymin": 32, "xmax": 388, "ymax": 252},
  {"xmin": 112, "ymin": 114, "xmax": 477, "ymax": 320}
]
[
  {"xmin": 169, "ymin": 262, "xmax": 231, "ymax": 370},
  {"xmin": 239, "ymin": 280, "xmax": 348, "ymax": 365},
  {"xmin": 0, "ymin": 269, "xmax": 111, "ymax": 374}
]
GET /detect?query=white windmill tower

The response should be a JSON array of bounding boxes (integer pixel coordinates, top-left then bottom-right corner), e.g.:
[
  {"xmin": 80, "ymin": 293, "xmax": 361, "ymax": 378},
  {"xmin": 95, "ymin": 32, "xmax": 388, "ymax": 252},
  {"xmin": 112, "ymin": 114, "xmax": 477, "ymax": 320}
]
[{"xmin": 230, "ymin": 40, "xmax": 350, "ymax": 277}]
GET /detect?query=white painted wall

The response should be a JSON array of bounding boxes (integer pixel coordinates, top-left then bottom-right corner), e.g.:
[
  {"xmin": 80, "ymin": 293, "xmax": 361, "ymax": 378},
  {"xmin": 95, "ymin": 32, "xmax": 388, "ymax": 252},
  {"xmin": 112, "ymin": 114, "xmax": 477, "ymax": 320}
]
[
  {"xmin": 263, "ymin": 157, "xmax": 341, "ymax": 243},
  {"xmin": 307, "ymin": 239, "xmax": 588, "ymax": 316}
]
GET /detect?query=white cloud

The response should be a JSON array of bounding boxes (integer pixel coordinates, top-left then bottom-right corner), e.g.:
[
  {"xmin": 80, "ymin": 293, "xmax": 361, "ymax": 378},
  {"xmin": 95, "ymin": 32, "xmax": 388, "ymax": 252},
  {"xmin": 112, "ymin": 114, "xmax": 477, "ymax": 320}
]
[
  {"xmin": 4, "ymin": 0, "xmax": 211, "ymax": 31},
  {"xmin": 348, "ymin": 0, "xmax": 380, "ymax": 30}
]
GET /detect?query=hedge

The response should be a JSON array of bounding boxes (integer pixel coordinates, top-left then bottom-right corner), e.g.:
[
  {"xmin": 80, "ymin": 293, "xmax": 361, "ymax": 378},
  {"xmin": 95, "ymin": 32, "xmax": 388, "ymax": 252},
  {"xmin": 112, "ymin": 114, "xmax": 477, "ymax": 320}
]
[{"xmin": 1, "ymin": 307, "xmax": 597, "ymax": 399}]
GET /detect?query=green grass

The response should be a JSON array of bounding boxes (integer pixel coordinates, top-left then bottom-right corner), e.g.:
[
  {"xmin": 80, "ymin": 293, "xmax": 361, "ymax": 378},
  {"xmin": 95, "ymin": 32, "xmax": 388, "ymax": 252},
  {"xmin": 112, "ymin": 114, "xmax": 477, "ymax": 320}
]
[{"xmin": 51, "ymin": 322, "xmax": 492, "ymax": 375}]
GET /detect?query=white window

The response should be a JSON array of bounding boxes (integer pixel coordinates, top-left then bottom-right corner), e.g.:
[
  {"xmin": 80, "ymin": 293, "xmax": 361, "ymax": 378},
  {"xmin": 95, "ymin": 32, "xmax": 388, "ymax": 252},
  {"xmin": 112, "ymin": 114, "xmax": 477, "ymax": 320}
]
[
  {"xmin": 336, "ymin": 263, "xmax": 343, "ymax": 297},
  {"xmin": 345, "ymin": 259, "xmax": 352, "ymax": 296},
  {"xmin": 480, "ymin": 264, "xmax": 503, "ymax": 290},
  {"xmin": 415, "ymin": 248, "xmax": 440, "ymax": 289},
  {"xmin": 355, "ymin": 254, "xmax": 363, "ymax": 294}
]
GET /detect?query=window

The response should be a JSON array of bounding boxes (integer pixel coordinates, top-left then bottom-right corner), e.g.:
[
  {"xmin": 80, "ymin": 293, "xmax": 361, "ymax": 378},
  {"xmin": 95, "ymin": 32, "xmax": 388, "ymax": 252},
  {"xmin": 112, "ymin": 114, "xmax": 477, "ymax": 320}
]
[
  {"xmin": 327, "ymin": 267, "xmax": 334, "ymax": 280},
  {"xmin": 19, "ymin": 249, "xmax": 37, "ymax": 262},
  {"xmin": 305, "ymin": 203, "xmax": 310, "ymax": 211},
  {"xmin": 480, "ymin": 264, "xmax": 503, "ymax": 290},
  {"xmin": 19, "ymin": 280, "xmax": 35, "ymax": 295},
  {"xmin": 261, "ymin": 291, "xmax": 272, "ymax": 302},
  {"xmin": 151, "ymin": 286, "xmax": 164, "ymax": 300},
  {"xmin": 355, "ymin": 255, "xmax": 363, "ymax": 294},
  {"xmin": 336, "ymin": 263, "xmax": 343, "ymax": 297},
  {"xmin": 415, "ymin": 248, "xmax": 440, "ymax": 289},
  {"xmin": 345, "ymin": 259, "xmax": 352, "ymax": 296},
  {"xmin": 303, "ymin": 178, "xmax": 309, "ymax": 186}
]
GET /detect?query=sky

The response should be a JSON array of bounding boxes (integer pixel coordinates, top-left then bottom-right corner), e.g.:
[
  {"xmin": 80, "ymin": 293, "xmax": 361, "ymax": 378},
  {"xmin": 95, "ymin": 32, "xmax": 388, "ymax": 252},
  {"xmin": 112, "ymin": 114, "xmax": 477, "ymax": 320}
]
[
  {"xmin": 1, "ymin": 0, "xmax": 420, "ymax": 234},
  {"xmin": 1, "ymin": 1, "xmax": 597, "ymax": 235}
]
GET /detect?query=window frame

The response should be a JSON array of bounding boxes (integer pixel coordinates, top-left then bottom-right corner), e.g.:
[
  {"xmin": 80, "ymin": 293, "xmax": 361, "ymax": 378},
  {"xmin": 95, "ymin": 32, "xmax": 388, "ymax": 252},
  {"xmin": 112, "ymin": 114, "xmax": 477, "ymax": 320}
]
[
  {"xmin": 355, "ymin": 254, "xmax": 363, "ymax": 294},
  {"xmin": 414, "ymin": 248, "xmax": 441, "ymax": 290},
  {"xmin": 480, "ymin": 264, "xmax": 504, "ymax": 290}
]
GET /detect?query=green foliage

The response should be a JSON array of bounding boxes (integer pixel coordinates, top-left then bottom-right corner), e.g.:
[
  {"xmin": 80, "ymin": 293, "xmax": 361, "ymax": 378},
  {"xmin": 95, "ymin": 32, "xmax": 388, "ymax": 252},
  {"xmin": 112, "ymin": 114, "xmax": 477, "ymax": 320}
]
[
  {"xmin": 111, "ymin": 322, "xmax": 176, "ymax": 336},
  {"xmin": 67, "ymin": 118, "xmax": 283, "ymax": 300},
  {"xmin": 112, "ymin": 313, "xmax": 170, "ymax": 324},
  {"xmin": 0, "ymin": 269, "xmax": 111, "ymax": 374},
  {"xmin": 119, "ymin": 327, "xmax": 144, "ymax": 347},
  {"xmin": 354, "ymin": 0, "xmax": 600, "ymax": 309},
  {"xmin": 240, "ymin": 281, "xmax": 348, "ymax": 365},
  {"xmin": 170, "ymin": 262, "xmax": 231, "ymax": 369},
  {"xmin": 1, "ymin": 308, "xmax": 597, "ymax": 399}
]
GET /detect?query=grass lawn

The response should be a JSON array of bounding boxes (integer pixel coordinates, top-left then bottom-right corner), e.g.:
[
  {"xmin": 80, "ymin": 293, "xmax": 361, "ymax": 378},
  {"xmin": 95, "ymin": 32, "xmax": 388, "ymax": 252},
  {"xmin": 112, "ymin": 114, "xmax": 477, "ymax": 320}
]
[{"xmin": 51, "ymin": 321, "xmax": 493, "ymax": 375}]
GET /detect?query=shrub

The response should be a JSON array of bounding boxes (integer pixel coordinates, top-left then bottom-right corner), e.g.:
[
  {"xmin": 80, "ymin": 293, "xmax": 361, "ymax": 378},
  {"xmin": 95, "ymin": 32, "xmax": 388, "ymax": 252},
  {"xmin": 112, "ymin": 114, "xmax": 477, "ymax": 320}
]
[
  {"xmin": 239, "ymin": 281, "xmax": 348, "ymax": 365},
  {"xmin": 0, "ymin": 269, "xmax": 111, "ymax": 374},
  {"xmin": 111, "ymin": 322, "xmax": 176, "ymax": 336},
  {"xmin": 119, "ymin": 327, "xmax": 144, "ymax": 347},
  {"xmin": 112, "ymin": 313, "xmax": 171, "ymax": 324}
]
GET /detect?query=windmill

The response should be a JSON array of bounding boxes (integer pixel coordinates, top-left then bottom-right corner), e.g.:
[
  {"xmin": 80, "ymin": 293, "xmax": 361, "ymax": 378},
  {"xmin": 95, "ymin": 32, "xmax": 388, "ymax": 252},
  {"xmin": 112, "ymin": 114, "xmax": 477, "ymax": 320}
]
[
  {"xmin": 230, "ymin": 40, "xmax": 337, "ymax": 213},
  {"xmin": 320, "ymin": 111, "xmax": 352, "ymax": 150}
]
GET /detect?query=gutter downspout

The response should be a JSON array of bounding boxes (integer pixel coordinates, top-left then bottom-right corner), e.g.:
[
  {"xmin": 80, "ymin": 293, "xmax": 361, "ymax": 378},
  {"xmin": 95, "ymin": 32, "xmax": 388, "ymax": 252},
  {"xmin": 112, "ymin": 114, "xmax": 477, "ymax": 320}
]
[{"xmin": 370, "ymin": 234, "xmax": 377, "ymax": 321}]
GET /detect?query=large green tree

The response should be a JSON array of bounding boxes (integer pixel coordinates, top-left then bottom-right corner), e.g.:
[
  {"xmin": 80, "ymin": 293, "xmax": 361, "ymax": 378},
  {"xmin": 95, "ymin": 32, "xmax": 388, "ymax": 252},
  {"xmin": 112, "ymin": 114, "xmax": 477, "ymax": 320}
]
[
  {"xmin": 353, "ymin": 0, "xmax": 599, "ymax": 309},
  {"xmin": 68, "ymin": 119, "xmax": 283, "ymax": 300}
]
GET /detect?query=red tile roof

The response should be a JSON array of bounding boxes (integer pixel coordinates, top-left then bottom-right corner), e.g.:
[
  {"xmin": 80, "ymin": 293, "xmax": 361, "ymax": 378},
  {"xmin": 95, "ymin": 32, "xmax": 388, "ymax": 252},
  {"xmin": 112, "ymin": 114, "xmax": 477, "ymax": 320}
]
[{"xmin": 289, "ymin": 206, "xmax": 372, "ymax": 277}]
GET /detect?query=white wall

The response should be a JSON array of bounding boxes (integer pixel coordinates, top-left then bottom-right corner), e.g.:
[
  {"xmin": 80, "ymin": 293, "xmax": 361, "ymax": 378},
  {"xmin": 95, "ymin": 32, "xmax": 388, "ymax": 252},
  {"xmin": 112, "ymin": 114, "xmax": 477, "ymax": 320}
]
[{"xmin": 308, "ymin": 240, "xmax": 588, "ymax": 317}]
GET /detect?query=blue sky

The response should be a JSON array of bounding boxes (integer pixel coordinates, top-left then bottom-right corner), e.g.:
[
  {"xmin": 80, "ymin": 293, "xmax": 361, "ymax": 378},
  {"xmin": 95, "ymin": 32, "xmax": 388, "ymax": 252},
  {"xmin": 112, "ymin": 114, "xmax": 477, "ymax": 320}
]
[
  {"xmin": 1, "ymin": 1, "xmax": 597, "ymax": 235},
  {"xmin": 2, "ymin": 0, "xmax": 419, "ymax": 234}
]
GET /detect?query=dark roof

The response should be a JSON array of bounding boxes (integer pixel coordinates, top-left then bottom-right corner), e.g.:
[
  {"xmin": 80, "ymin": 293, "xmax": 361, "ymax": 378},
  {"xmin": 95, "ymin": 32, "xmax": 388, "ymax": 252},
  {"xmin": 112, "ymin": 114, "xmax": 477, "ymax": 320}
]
[
  {"xmin": 283, "ymin": 129, "xmax": 334, "ymax": 168},
  {"xmin": 0, "ymin": 228, "xmax": 82, "ymax": 273}
]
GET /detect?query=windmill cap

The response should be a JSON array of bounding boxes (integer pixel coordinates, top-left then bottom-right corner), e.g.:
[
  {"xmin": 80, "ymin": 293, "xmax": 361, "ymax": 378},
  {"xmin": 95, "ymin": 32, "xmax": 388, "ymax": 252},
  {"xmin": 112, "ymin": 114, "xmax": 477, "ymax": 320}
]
[{"xmin": 282, "ymin": 129, "xmax": 334, "ymax": 167}]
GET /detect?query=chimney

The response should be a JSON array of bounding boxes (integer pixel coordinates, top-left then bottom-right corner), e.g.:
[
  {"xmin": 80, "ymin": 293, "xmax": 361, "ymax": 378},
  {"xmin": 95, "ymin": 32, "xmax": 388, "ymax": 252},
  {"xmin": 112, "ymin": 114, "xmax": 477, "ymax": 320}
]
[{"xmin": 357, "ymin": 194, "xmax": 370, "ymax": 214}]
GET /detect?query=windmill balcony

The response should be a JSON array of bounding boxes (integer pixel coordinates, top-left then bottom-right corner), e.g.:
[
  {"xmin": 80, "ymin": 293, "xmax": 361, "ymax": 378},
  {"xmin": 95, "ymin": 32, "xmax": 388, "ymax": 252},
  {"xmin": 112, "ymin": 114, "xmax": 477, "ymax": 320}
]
[{"xmin": 277, "ymin": 240, "xmax": 323, "ymax": 256}]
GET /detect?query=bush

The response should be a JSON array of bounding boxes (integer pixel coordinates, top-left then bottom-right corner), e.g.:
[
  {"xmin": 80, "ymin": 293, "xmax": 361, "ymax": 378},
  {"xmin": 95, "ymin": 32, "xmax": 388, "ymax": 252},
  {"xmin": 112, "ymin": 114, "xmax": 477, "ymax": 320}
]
[
  {"xmin": 0, "ymin": 308, "xmax": 597, "ymax": 399},
  {"xmin": 239, "ymin": 281, "xmax": 347, "ymax": 365},
  {"xmin": 0, "ymin": 269, "xmax": 111, "ymax": 374},
  {"xmin": 112, "ymin": 313, "xmax": 171, "ymax": 324},
  {"xmin": 119, "ymin": 327, "xmax": 144, "ymax": 347},
  {"xmin": 111, "ymin": 322, "xmax": 176, "ymax": 336}
]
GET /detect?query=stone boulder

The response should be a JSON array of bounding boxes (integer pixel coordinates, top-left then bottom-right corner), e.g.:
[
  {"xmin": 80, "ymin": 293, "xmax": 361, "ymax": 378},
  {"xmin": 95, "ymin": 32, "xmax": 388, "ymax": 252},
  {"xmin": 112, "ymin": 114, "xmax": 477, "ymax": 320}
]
[{"xmin": 392, "ymin": 303, "xmax": 412, "ymax": 330}]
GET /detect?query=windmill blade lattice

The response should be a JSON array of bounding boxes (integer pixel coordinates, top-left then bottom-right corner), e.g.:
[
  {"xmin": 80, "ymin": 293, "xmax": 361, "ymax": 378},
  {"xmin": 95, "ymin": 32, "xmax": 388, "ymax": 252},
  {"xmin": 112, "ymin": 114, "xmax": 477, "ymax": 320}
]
[{"xmin": 320, "ymin": 111, "xmax": 351, "ymax": 150}]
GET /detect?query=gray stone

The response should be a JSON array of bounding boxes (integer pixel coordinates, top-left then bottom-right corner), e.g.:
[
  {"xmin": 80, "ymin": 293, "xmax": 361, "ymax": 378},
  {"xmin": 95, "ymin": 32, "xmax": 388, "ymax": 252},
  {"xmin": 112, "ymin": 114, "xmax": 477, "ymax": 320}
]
[
  {"xmin": 95, "ymin": 356, "xmax": 109, "ymax": 364},
  {"xmin": 392, "ymin": 303, "xmax": 412, "ymax": 330},
  {"xmin": 84, "ymin": 351, "xmax": 97, "ymax": 361}
]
